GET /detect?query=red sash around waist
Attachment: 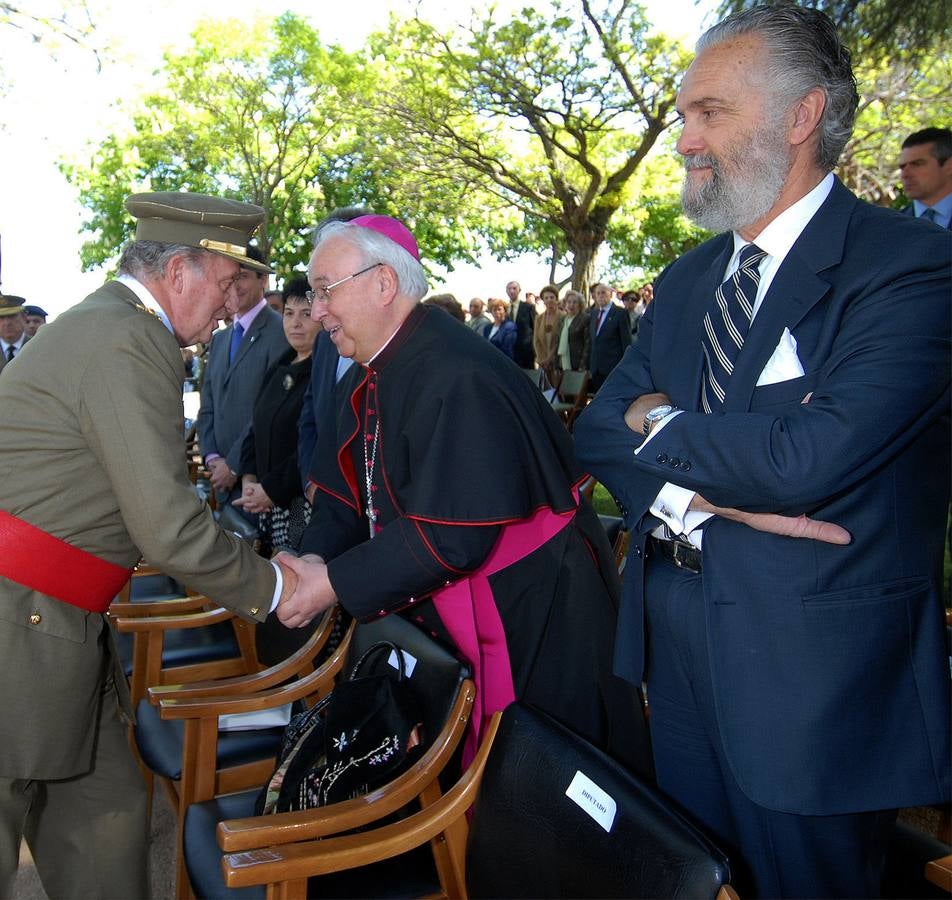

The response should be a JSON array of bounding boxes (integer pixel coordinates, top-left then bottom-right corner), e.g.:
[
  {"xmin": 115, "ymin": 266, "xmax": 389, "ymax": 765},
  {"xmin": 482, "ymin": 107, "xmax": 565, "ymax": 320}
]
[
  {"xmin": 431, "ymin": 488, "xmax": 579, "ymax": 768},
  {"xmin": 0, "ymin": 510, "xmax": 132, "ymax": 613}
]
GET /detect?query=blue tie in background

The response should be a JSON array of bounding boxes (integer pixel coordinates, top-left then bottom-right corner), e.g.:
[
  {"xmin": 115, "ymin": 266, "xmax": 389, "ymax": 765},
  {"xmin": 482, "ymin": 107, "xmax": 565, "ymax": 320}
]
[
  {"xmin": 229, "ymin": 321, "xmax": 244, "ymax": 365},
  {"xmin": 700, "ymin": 243, "xmax": 767, "ymax": 413},
  {"xmin": 921, "ymin": 207, "xmax": 938, "ymax": 223}
]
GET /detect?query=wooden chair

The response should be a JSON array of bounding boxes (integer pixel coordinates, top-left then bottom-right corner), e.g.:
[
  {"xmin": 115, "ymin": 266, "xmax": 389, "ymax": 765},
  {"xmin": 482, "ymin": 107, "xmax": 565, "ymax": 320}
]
[
  {"xmin": 216, "ymin": 703, "xmax": 737, "ymax": 900},
  {"xmin": 111, "ymin": 598, "xmax": 259, "ymax": 708},
  {"xmin": 182, "ymin": 614, "xmax": 476, "ymax": 900},
  {"xmin": 550, "ymin": 368, "xmax": 590, "ymax": 429},
  {"xmin": 138, "ymin": 608, "xmax": 351, "ymax": 900}
]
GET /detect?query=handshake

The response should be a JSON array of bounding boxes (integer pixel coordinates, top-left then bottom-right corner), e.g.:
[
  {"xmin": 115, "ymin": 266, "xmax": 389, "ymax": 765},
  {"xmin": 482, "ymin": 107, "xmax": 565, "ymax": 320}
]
[{"xmin": 272, "ymin": 552, "xmax": 338, "ymax": 628}]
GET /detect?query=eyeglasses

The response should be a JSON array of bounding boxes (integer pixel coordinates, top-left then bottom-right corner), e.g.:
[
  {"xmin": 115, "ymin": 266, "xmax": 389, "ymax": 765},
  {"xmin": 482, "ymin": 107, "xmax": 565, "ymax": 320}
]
[
  {"xmin": 216, "ymin": 274, "xmax": 241, "ymax": 295},
  {"xmin": 305, "ymin": 263, "xmax": 382, "ymax": 304}
]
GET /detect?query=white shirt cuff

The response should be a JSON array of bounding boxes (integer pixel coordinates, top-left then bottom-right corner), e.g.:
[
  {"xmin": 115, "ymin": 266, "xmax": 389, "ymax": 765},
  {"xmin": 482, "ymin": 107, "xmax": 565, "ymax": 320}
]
[
  {"xmin": 269, "ymin": 561, "xmax": 282, "ymax": 613},
  {"xmin": 638, "ymin": 411, "xmax": 713, "ymax": 546}
]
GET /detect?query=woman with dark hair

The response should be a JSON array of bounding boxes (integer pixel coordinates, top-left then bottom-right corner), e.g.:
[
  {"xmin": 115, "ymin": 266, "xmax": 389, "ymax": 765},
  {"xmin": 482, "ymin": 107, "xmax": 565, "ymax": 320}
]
[
  {"xmin": 483, "ymin": 297, "xmax": 518, "ymax": 360},
  {"xmin": 232, "ymin": 278, "xmax": 320, "ymax": 555}
]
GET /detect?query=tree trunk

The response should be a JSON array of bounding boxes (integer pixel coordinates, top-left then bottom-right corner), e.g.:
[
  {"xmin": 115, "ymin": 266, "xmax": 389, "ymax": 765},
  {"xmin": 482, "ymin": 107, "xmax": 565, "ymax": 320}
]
[{"xmin": 569, "ymin": 238, "xmax": 601, "ymax": 301}]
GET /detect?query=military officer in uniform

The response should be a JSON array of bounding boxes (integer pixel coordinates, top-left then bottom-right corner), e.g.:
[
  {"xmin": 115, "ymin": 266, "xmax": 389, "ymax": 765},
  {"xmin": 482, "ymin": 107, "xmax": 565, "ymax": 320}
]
[{"xmin": 0, "ymin": 192, "xmax": 305, "ymax": 898}]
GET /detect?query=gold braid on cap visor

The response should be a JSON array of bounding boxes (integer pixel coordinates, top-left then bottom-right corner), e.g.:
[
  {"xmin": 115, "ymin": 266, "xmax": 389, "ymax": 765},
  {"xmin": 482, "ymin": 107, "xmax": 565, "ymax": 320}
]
[{"xmin": 199, "ymin": 239, "xmax": 248, "ymax": 256}]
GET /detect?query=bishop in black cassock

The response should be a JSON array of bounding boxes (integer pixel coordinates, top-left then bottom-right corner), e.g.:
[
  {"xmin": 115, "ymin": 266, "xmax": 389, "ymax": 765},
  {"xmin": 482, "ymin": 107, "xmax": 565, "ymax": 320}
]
[{"xmin": 279, "ymin": 214, "xmax": 651, "ymax": 776}]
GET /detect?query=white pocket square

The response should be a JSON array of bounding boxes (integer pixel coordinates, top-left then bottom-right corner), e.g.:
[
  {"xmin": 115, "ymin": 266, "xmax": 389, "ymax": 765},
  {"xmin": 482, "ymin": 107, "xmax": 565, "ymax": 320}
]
[{"xmin": 757, "ymin": 327, "xmax": 805, "ymax": 386}]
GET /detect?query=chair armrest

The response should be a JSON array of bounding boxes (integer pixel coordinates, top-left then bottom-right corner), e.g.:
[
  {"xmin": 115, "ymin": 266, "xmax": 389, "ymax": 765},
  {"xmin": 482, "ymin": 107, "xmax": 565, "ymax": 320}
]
[
  {"xmin": 217, "ymin": 679, "xmax": 476, "ymax": 852},
  {"xmin": 109, "ymin": 595, "xmax": 211, "ymax": 618},
  {"xmin": 112, "ymin": 606, "xmax": 236, "ymax": 633},
  {"xmin": 220, "ymin": 708, "xmax": 500, "ymax": 889},
  {"xmin": 926, "ymin": 854, "xmax": 952, "ymax": 892},
  {"xmin": 148, "ymin": 612, "xmax": 349, "ymax": 703},
  {"xmin": 156, "ymin": 629, "xmax": 358, "ymax": 721}
]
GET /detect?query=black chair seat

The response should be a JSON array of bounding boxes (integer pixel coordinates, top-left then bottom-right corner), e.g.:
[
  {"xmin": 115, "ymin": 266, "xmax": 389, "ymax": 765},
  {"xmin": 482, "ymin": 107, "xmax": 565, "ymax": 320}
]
[
  {"xmin": 134, "ymin": 699, "xmax": 284, "ymax": 781},
  {"xmin": 185, "ymin": 791, "xmax": 440, "ymax": 900},
  {"xmin": 118, "ymin": 619, "xmax": 241, "ymax": 678},
  {"xmin": 466, "ymin": 704, "xmax": 731, "ymax": 899}
]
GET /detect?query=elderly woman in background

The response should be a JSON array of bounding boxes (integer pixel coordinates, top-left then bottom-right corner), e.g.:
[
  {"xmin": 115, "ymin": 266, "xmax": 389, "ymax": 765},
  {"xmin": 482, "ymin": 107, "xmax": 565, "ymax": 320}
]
[
  {"xmin": 232, "ymin": 276, "xmax": 320, "ymax": 555},
  {"xmin": 483, "ymin": 297, "xmax": 517, "ymax": 360},
  {"xmin": 557, "ymin": 289, "xmax": 590, "ymax": 372},
  {"xmin": 532, "ymin": 284, "xmax": 564, "ymax": 383}
]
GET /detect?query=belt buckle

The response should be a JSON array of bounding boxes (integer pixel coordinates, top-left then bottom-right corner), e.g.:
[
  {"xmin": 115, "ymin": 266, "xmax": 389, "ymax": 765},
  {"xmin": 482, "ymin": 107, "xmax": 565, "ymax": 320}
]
[
  {"xmin": 671, "ymin": 540, "xmax": 689, "ymax": 569},
  {"xmin": 670, "ymin": 539, "xmax": 698, "ymax": 573}
]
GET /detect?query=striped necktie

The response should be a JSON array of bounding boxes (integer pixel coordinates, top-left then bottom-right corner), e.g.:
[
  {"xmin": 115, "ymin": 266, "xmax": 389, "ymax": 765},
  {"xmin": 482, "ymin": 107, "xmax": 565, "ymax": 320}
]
[
  {"xmin": 700, "ymin": 243, "xmax": 767, "ymax": 413},
  {"xmin": 6, "ymin": 344, "xmax": 14, "ymax": 362}
]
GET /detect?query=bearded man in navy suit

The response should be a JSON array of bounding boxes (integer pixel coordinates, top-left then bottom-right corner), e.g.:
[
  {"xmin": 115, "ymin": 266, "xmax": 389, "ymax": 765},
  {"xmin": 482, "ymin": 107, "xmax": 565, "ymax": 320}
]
[{"xmin": 575, "ymin": 5, "xmax": 950, "ymax": 897}]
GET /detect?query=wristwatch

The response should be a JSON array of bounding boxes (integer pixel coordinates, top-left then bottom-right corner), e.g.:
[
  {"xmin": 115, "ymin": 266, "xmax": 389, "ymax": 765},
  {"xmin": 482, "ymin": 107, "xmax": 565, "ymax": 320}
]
[{"xmin": 643, "ymin": 404, "xmax": 677, "ymax": 436}]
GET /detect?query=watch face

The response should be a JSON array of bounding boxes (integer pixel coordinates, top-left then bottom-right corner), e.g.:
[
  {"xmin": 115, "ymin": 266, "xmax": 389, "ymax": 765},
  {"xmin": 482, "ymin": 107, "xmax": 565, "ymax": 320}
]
[{"xmin": 648, "ymin": 405, "xmax": 673, "ymax": 421}]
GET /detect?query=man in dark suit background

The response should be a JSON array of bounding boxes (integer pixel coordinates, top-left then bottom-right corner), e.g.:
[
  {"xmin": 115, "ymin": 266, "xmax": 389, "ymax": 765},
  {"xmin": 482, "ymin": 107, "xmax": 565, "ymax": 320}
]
[
  {"xmin": 198, "ymin": 245, "xmax": 289, "ymax": 509},
  {"xmin": 899, "ymin": 126, "xmax": 952, "ymax": 229},
  {"xmin": 0, "ymin": 296, "xmax": 29, "ymax": 374},
  {"xmin": 575, "ymin": 5, "xmax": 950, "ymax": 897},
  {"xmin": 506, "ymin": 280, "xmax": 535, "ymax": 368},
  {"xmin": 588, "ymin": 282, "xmax": 631, "ymax": 391}
]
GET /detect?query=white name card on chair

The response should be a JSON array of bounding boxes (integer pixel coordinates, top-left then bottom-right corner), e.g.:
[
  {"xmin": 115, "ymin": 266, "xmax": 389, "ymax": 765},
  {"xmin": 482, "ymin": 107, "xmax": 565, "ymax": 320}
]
[
  {"xmin": 218, "ymin": 702, "xmax": 293, "ymax": 732},
  {"xmin": 565, "ymin": 770, "xmax": 617, "ymax": 832}
]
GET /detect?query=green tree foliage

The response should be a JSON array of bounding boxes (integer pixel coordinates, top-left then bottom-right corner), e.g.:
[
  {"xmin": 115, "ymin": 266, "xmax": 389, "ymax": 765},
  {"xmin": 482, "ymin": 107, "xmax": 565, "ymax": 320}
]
[
  {"xmin": 62, "ymin": 11, "xmax": 489, "ymax": 278},
  {"xmin": 840, "ymin": 55, "xmax": 952, "ymax": 207},
  {"xmin": 63, "ymin": 14, "xmax": 360, "ymax": 274},
  {"xmin": 371, "ymin": 0, "xmax": 692, "ymax": 292}
]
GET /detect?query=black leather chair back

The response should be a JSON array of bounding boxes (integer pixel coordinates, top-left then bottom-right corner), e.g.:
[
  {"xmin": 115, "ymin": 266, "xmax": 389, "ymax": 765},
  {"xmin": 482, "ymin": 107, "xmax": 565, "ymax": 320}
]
[{"xmin": 467, "ymin": 703, "xmax": 731, "ymax": 899}]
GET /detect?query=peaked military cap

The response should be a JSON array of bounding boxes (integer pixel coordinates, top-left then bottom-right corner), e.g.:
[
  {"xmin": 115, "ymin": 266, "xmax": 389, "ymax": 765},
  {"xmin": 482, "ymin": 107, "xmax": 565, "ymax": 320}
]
[
  {"xmin": 23, "ymin": 305, "xmax": 48, "ymax": 318},
  {"xmin": 0, "ymin": 295, "xmax": 26, "ymax": 317},
  {"xmin": 125, "ymin": 192, "xmax": 273, "ymax": 274}
]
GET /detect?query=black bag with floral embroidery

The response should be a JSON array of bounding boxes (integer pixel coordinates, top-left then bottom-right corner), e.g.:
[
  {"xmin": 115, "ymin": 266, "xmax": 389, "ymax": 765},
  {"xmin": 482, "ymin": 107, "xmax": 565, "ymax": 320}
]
[{"xmin": 255, "ymin": 640, "xmax": 424, "ymax": 814}]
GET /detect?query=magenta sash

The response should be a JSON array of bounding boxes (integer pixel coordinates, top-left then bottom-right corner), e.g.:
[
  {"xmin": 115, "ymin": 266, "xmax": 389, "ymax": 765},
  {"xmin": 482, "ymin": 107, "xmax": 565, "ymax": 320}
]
[{"xmin": 431, "ymin": 489, "xmax": 579, "ymax": 766}]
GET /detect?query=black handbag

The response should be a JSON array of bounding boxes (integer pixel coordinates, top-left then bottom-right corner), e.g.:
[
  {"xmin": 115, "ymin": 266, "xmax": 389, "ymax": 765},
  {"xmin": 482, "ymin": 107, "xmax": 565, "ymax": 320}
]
[{"xmin": 255, "ymin": 640, "xmax": 424, "ymax": 815}]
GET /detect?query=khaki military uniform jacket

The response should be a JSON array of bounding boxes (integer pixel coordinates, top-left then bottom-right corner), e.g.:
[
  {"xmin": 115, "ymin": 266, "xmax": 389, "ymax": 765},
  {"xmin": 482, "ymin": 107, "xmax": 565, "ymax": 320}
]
[{"xmin": 0, "ymin": 281, "xmax": 275, "ymax": 780}]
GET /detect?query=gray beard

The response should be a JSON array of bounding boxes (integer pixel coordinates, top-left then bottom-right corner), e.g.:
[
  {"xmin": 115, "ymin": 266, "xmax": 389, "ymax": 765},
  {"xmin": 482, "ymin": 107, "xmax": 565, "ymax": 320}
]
[{"xmin": 681, "ymin": 128, "xmax": 790, "ymax": 233}]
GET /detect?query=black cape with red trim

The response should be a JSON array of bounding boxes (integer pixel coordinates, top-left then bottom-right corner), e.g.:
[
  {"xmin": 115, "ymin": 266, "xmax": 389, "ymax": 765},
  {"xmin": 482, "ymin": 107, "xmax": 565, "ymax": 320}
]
[{"xmin": 300, "ymin": 304, "xmax": 651, "ymax": 775}]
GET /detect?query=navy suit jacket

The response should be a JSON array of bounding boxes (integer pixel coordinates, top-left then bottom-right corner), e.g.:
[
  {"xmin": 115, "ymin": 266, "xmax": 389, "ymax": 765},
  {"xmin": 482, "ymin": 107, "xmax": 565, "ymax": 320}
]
[
  {"xmin": 483, "ymin": 319, "xmax": 518, "ymax": 359},
  {"xmin": 588, "ymin": 303, "xmax": 631, "ymax": 381},
  {"xmin": 297, "ymin": 330, "xmax": 344, "ymax": 488},
  {"xmin": 575, "ymin": 179, "xmax": 951, "ymax": 816},
  {"xmin": 197, "ymin": 305, "xmax": 289, "ymax": 472}
]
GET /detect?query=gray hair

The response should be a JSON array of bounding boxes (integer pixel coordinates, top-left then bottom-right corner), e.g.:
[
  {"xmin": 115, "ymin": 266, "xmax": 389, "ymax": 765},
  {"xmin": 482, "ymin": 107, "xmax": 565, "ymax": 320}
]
[
  {"xmin": 313, "ymin": 221, "xmax": 428, "ymax": 301},
  {"xmin": 697, "ymin": 4, "xmax": 859, "ymax": 171},
  {"xmin": 118, "ymin": 240, "xmax": 207, "ymax": 280}
]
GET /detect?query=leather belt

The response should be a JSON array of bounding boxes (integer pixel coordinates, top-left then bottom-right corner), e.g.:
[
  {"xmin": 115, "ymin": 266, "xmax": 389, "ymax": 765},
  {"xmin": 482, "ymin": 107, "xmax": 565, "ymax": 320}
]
[
  {"xmin": 0, "ymin": 510, "xmax": 133, "ymax": 613},
  {"xmin": 649, "ymin": 536, "xmax": 702, "ymax": 573}
]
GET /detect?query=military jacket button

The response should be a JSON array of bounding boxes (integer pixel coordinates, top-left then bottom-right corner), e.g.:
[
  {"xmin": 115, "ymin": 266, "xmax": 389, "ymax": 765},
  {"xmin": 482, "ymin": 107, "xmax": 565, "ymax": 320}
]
[
  {"xmin": 30, "ymin": 613, "xmax": 42, "ymax": 625},
  {"xmin": 250, "ymin": 607, "xmax": 260, "ymax": 616}
]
